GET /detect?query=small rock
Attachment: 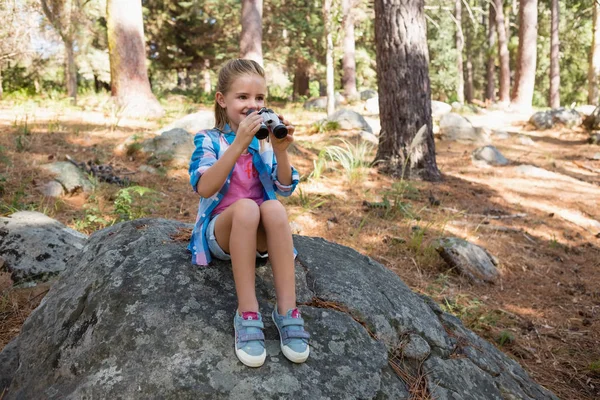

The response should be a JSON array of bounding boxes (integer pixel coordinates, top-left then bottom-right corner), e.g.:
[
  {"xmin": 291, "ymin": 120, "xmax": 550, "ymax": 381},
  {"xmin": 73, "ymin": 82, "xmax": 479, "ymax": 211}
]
[
  {"xmin": 431, "ymin": 101, "xmax": 452, "ymax": 119},
  {"xmin": 289, "ymin": 221, "xmax": 302, "ymax": 234},
  {"xmin": 326, "ymin": 109, "xmax": 373, "ymax": 133},
  {"xmin": 529, "ymin": 111, "xmax": 554, "ymax": 130},
  {"xmin": 471, "ymin": 145, "xmax": 509, "ymax": 166},
  {"xmin": 158, "ymin": 111, "xmax": 215, "ymax": 135},
  {"xmin": 518, "ymin": 135, "xmax": 536, "ymax": 146},
  {"xmin": 491, "ymin": 130, "xmax": 510, "ymax": 140},
  {"xmin": 40, "ymin": 162, "xmax": 93, "ymax": 194},
  {"xmin": 439, "ymin": 113, "xmax": 487, "ymax": 143},
  {"xmin": 551, "ymin": 108, "xmax": 582, "ymax": 128},
  {"xmin": 403, "ymin": 334, "xmax": 431, "ymax": 361},
  {"xmin": 142, "ymin": 128, "xmax": 194, "ymax": 168},
  {"xmin": 38, "ymin": 181, "xmax": 64, "ymax": 197},
  {"xmin": 436, "ymin": 237, "xmax": 500, "ymax": 284},
  {"xmin": 139, "ymin": 165, "xmax": 158, "ymax": 174}
]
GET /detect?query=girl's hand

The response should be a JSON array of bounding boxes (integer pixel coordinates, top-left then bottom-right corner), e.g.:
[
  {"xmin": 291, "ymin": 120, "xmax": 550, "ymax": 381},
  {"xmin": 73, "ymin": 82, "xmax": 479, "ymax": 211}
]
[
  {"xmin": 233, "ymin": 111, "xmax": 263, "ymax": 150},
  {"xmin": 271, "ymin": 114, "xmax": 295, "ymax": 153}
]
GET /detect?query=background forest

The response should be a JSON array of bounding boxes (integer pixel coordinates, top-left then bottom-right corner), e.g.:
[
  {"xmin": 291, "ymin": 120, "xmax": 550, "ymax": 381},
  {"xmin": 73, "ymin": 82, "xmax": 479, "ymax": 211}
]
[{"xmin": 1, "ymin": 0, "xmax": 600, "ymax": 399}]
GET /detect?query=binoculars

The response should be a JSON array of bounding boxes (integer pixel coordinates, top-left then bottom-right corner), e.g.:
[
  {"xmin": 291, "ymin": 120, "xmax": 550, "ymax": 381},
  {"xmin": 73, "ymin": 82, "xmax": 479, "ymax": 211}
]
[{"xmin": 246, "ymin": 108, "xmax": 288, "ymax": 140}]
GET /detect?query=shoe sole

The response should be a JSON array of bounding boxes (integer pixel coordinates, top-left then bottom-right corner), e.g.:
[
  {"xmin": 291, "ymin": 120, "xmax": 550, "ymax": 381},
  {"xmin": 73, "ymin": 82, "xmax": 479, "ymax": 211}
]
[
  {"xmin": 234, "ymin": 315, "xmax": 266, "ymax": 367},
  {"xmin": 272, "ymin": 310, "xmax": 310, "ymax": 363}
]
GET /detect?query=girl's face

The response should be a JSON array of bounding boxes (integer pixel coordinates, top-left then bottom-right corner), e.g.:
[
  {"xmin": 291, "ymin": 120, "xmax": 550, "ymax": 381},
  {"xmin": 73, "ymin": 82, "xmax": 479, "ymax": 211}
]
[{"xmin": 216, "ymin": 74, "xmax": 266, "ymax": 133}]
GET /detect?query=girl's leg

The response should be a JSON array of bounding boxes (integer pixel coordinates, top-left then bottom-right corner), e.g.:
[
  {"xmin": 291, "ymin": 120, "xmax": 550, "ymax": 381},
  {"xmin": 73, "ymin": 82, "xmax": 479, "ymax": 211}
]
[
  {"xmin": 258, "ymin": 200, "xmax": 296, "ymax": 315},
  {"xmin": 214, "ymin": 199, "xmax": 260, "ymax": 313}
]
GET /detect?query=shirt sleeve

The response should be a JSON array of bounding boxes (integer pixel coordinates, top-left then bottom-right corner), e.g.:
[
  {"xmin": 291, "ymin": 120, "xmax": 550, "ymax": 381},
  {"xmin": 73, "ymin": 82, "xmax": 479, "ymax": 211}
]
[
  {"xmin": 189, "ymin": 131, "xmax": 218, "ymax": 192},
  {"xmin": 271, "ymin": 154, "xmax": 299, "ymax": 197}
]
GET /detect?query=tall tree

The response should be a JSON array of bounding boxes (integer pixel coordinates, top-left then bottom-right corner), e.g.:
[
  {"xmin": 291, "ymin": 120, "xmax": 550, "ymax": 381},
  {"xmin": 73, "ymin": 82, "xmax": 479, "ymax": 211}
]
[
  {"xmin": 485, "ymin": 2, "xmax": 496, "ymax": 102},
  {"xmin": 455, "ymin": 0, "xmax": 465, "ymax": 103},
  {"xmin": 373, "ymin": 0, "xmax": 441, "ymax": 181},
  {"xmin": 493, "ymin": 0, "xmax": 510, "ymax": 104},
  {"xmin": 590, "ymin": 0, "xmax": 600, "ymax": 105},
  {"xmin": 40, "ymin": 0, "xmax": 81, "ymax": 103},
  {"xmin": 240, "ymin": 0, "xmax": 263, "ymax": 65},
  {"xmin": 511, "ymin": 0, "xmax": 537, "ymax": 109},
  {"xmin": 549, "ymin": 0, "xmax": 560, "ymax": 108},
  {"xmin": 341, "ymin": 0, "xmax": 357, "ymax": 100},
  {"xmin": 323, "ymin": 0, "xmax": 335, "ymax": 116},
  {"xmin": 107, "ymin": 0, "xmax": 163, "ymax": 117}
]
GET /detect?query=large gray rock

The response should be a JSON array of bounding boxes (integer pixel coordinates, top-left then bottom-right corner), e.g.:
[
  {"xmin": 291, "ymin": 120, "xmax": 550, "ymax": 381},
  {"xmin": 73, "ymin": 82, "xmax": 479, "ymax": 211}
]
[
  {"xmin": 364, "ymin": 97, "xmax": 379, "ymax": 114},
  {"xmin": 436, "ymin": 237, "xmax": 500, "ymax": 284},
  {"xmin": 302, "ymin": 95, "xmax": 344, "ymax": 110},
  {"xmin": 0, "ymin": 338, "xmax": 18, "ymax": 393},
  {"xmin": 142, "ymin": 128, "xmax": 194, "ymax": 168},
  {"xmin": 529, "ymin": 111, "xmax": 554, "ymax": 130},
  {"xmin": 0, "ymin": 211, "xmax": 87, "ymax": 283},
  {"xmin": 40, "ymin": 162, "xmax": 93, "ymax": 194},
  {"xmin": 360, "ymin": 89, "xmax": 378, "ymax": 100},
  {"xmin": 472, "ymin": 145, "xmax": 509, "ymax": 166},
  {"xmin": 439, "ymin": 113, "xmax": 488, "ymax": 143},
  {"xmin": 326, "ymin": 108, "xmax": 373, "ymax": 133},
  {"xmin": 530, "ymin": 108, "xmax": 582, "ymax": 130},
  {"xmin": 158, "ymin": 111, "xmax": 215, "ymax": 135},
  {"xmin": 0, "ymin": 219, "xmax": 557, "ymax": 399},
  {"xmin": 432, "ymin": 101, "xmax": 452, "ymax": 119}
]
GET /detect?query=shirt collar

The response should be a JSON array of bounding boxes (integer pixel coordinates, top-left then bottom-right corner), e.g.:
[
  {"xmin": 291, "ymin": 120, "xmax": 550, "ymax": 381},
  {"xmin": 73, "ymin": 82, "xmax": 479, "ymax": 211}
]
[{"xmin": 221, "ymin": 123, "xmax": 260, "ymax": 153}]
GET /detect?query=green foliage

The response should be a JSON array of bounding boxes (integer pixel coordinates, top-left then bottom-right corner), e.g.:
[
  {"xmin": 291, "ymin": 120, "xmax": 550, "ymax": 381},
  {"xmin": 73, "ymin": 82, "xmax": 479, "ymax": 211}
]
[
  {"xmin": 113, "ymin": 186, "xmax": 156, "ymax": 221},
  {"xmin": 496, "ymin": 330, "xmax": 515, "ymax": 347},
  {"xmin": 589, "ymin": 360, "xmax": 600, "ymax": 374},
  {"xmin": 285, "ymin": 187, "xmax": 328, "ymax": 211},
  {"xmin": 311, "ymin": 119, "xmax": 340, "ymax": 134},
  {"xmin": 308, "ymin": 149, "xmax": 328, "ymax": 181}
]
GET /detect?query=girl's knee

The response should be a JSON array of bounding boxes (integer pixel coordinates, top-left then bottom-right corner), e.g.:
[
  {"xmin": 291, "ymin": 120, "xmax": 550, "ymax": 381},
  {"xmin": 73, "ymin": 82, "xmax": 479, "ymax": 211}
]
[
  {"xmin": 260, "ymin": 201, "xmax": 289, "ymax": 227},
  {"xmin": 232, "ymin": 199, "xmax": 260, "ymax": 226}
]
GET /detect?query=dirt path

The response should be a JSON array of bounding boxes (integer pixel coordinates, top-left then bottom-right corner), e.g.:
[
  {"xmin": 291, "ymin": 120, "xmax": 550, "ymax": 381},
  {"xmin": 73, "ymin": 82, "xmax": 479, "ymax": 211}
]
[{"xmin": 0, "ymin": 99, "xmax": 599, "ymax": 399}]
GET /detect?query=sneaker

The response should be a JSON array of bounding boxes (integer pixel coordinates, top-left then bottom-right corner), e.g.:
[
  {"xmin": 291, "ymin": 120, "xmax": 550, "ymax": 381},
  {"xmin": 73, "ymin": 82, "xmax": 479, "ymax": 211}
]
[
  {"xmin": 272, "ymin": 306, "xmax": 310, "ymax": 363},
  {"xmin": 233, "ymin": 310, "xmax": 266, "ymax": 367}
]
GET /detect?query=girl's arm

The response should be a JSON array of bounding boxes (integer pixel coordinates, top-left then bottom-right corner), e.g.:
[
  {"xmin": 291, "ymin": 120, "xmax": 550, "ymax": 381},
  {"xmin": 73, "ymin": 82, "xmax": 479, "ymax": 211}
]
[
  {"xmin": 274, "ymin": 149, "xmax": 292, "ymax": 186},
  {"xmin": 196, "ymin": 142, "xmax": 243, "ymax": 198}
]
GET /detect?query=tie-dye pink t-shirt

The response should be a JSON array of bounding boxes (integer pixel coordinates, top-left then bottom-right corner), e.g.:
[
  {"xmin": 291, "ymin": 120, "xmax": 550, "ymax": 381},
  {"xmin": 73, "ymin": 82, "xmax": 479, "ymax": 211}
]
[{"xmin": 211, "ymin": 152, "xmax": 264, "ymax": 216}]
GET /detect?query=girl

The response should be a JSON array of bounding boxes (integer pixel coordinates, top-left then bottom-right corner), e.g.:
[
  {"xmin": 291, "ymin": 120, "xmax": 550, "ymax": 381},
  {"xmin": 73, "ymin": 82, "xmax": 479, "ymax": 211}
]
[{"xmin": 188, "ymin": 59, "xmax": 310, "ymax": 367}]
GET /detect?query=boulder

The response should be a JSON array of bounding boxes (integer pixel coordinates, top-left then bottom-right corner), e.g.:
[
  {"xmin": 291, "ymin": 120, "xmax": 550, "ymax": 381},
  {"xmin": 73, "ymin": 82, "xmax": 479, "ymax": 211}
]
[
  {"xmin": 436, "ymin": 237, "xmax": 500, "ymax": 284},
  {"xmin": 302, "ymin": 95, "xmax": 344, "ymax": 111},
  {"xmin": 0, "ymin": 211, "xmax": 87, "ymax": 283},
  {"xmin": 439, "ymin": 113, "xmax": 488, "ymax": 143},
  {"xmin": 142, "ymin": 128, "xmax": 194, "ymax": 168},
  {"xmin": 0, "ymin": 338, "xmax": 18, "ymax": 392},
  {"xmin": 574, "ymin": 104, "xmax": 596, "ymax": 117},
  {"xmin": 326, "ymin": 109, "xmax": 373, "ymax": 133},
  {"xmin": 491, "ymin": 130, "xmax": 510, "ymax": 140},
  {"xmin": 530, "ymin": 108, "xmax": 582, "ymax": 130},
  {"xmin": 0, "ymin": 218, "xmax": 557, "ymax": 399},
  {"xmin": 360, "ymin": 89, "xmax": 378, "ymax": 100},
  {"xmin": 364, "ymin": 97, "xmax": 379, "ymax": 114},
  {"xmin": 158, "ymin": 111, "xmax": 215, "ymax": 135},
  {"xmin": 472, "ymin": 146, "xmax": 509, "ymax": 166},
  {"xmin": 529, "ymin": 111, "xmax": 554, "ymax": 130},
  {"xmin": 40, "ymin": 162, "xmax": 93, "ymax": 195},
  {"xmin": 431, "ymin": 101, "xmax": 452, "ymax": 119}
]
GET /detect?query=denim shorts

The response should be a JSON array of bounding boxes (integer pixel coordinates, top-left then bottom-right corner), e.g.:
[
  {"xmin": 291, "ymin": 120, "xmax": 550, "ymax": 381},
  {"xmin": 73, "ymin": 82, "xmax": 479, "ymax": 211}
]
[{"xmin": 206, "ymin": 214, "xmax": 269, "ymax": 261}]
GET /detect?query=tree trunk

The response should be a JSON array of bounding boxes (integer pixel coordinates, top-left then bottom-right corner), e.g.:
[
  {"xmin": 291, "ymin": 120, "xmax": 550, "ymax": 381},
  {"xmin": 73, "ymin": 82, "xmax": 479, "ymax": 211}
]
[
  {"xmin": 341, "ymin": 0, "xmax": 357, "ymax": 100},
  {"xmin": 203, "ymin": 59, "xmax": 212, "ymax": 94},
  {"xmin": 323, "ymin": 0, "xmax": 335, "ymax": 116},
  {"xmin": 549, "ymin": 0, "xmax": 559, "ymax": 108},
  {"xmin": 0, "ymin": 65, "xmax": 3, "ymax": 100},
  {"xmin": 486, "ymin": 3, "xmax": 496, "ymax": 102},
  {"xmin": 293, "ymin": 58, "xmax": 310, "ymax": 100},
  {"xmin": 240, "ymin": 0, "xmax": 263, "ymax": 66},
  {"xmin": 455, "ymin": 0, "xmax": 464, "ymax": 104},
  {"xmin": 64, "ymin": 38, "xmax": 77, "ymax": 104},
  {"xmin": 373, "ymin": 0, "xmax": 441, "ymax": 182},
  {"xmin": 589, "ymin": 0, "xmax": 600, "ymax": 105},
  {"xmin": 494, "ymin": 0, "xmax": 510, "ymax": 104},
  {"xmin": 510, "ymin": 0, "xmax": 537, "ymax": 109},
  {"xmin": 106, "ymin": 0, "xmax": 164, "ymax": 118},
  {"xmin": 465, "ymin": 15, "xmax": 474, "ymax": 103}
]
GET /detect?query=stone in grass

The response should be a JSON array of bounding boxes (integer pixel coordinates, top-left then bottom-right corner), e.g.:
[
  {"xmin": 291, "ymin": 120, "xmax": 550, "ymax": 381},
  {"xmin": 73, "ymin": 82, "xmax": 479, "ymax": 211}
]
[
  {"xmin": 141, "ymin": 128, "xmax": 193, "ymax": 168},
  {"xmin": 0, "ymin": 211, "xmax": 87, "ymax": 283},
  {"xmin": 40, "ymin": 162, "xmax": 93, "ymax": 194},
  {"xmin": 471, "ymin": 145, "xmax": 509, "ymax": 166},
  {"xmin": 326, "ymin": 108, "xmax": 373, "ymax": 133},
  {"xmin": 436, "ymin": 237, "xmax": 500, "ymax": 284}
]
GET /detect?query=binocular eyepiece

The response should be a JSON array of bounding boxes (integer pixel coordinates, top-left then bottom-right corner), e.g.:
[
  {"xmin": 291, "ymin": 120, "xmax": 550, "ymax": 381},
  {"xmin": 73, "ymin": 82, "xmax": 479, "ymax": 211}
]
[{"xmin": 246, "ymin": 108, "xmax": 288, "ymax": 140}]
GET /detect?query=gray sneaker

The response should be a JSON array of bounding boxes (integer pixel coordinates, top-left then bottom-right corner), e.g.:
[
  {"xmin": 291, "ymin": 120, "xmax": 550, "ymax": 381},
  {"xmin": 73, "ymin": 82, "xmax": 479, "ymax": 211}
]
[
  {"xmin": 233, "ymin": 311, "xmax": 266, "ymax": 367},
  {"xmin": 272, "ymin": 306, "xmax": 310, "ymax": 363}
]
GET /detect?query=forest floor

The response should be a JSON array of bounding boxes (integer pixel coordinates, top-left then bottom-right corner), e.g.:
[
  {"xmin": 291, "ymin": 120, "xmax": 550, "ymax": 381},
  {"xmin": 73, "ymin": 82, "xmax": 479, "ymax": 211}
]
[{"xmin": 0, "ymin": 93, "xmax": 599, "ymax": 399}]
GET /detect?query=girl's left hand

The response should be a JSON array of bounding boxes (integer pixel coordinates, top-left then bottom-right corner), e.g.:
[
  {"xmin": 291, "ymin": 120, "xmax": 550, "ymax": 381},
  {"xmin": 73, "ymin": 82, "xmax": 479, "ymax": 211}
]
[{"xmin": 271, "ymin": 114, "xmax": 295, "ymax": 153}]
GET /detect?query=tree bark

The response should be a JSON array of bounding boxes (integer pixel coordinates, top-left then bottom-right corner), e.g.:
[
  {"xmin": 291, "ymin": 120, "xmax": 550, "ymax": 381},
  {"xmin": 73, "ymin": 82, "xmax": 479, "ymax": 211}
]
[
  {"xmin": 373, "ymin": 0, "xmax": 441, "ymax": 181},
  {"xmin": 486, "ymin": 3, "xmax": 496, "ymax": 102},
  {"xmin": 240, "ymin": 0, "xmax": 263, "ymax": 66},
  {"xmin": 494, "ymin": 0, "xmax": 510, "ymax": 104},
  {"xmin": 341, "ymin": 0, "xmax": 357, "ymax": 100},
  {"xmin": 0, "ymin": 65, "xmax": 3, "ymax": 100},
  {"xmin": 510, "ymin": 0, "xmax": 537, "ymax": 110},
  {"xmin": 549, "ymin": 0, "xmax": 560, "ymax": 108},
  {"xmin": 589, "ymin": 0, "xmax": 600, "ymax": 105},
  {"xmin": 293, "ymin": 58, "xmax": 310, "ymax": 100},
  {"xmin": 465, "ymin": 13, "xmax": 474, "ymax": 103},
  {"xmin": 64, "ymin": 38, "xmax": 77, "ymax": 103},
  {"xmin": 455, "ymin": 0, "xmax": 464, "ymax": 104},
  {"xmin": 323, "ymin": 0, "xmax": 335, "ymax": 116},
  {"xmin": 203, "ymin": 59, "xmax": 212, "ymax": 94},
  {"xmin": 106, "ymin": 0, "xmax": 164, "ymax": 118}
]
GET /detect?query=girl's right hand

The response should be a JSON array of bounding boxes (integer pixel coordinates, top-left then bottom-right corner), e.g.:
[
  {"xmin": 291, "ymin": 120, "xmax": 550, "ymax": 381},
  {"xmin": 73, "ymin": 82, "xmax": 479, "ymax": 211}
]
[{"xmin": 233, "ymin": 111, "xmax": 263, "ymax": 150}]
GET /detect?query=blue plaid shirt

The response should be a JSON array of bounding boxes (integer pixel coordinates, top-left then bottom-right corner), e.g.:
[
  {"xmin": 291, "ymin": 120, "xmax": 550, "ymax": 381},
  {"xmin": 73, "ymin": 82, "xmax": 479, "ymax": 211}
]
[{"xmin": 188, "ymin": 124, "xmax": 299, "ymax": 265}]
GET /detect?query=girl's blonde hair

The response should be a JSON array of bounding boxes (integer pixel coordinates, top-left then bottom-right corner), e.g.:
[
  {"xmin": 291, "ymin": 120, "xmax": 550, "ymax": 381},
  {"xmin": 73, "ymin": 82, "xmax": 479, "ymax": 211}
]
[{"xmin": 214, "ymin": 59, "xmax": 265, "ymax": 130}]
